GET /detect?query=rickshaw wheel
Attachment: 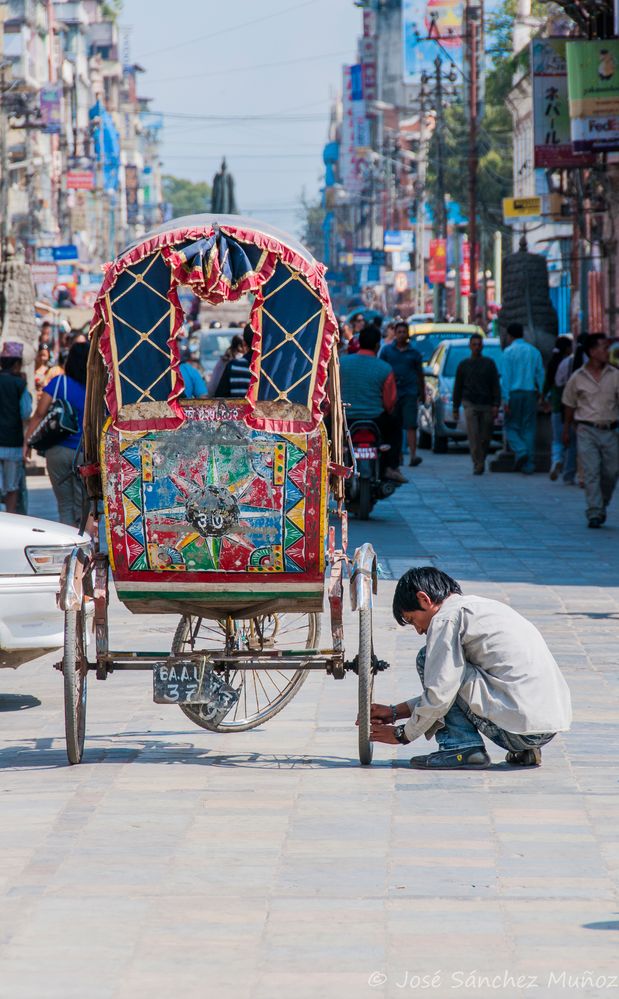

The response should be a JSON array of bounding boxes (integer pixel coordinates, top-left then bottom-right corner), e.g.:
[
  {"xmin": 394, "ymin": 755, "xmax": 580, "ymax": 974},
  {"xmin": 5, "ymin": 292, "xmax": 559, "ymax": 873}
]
[
  {"xmin": 63, "ymin": 605, "xmax": 88, "ymax": 765},
  {"xmin": 172, "ymin": 613, "xmax": 320, "ymax": 732},
  {"xmin": 357, "ymin": 608, "xmax": 374, "ymax": 765}
]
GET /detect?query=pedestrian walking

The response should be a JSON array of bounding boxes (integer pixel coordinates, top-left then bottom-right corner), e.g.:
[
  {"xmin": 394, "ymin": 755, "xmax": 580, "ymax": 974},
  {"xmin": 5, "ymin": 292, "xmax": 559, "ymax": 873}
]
[
  {"xmin": 211, "ymin": 324, "xmax": 253, "ymax": 398},
  {"xmin": 452, "ymin": 333, "xmax": 501, "ymax": 474},
  {"xmin": 367, "ymin": 566, "xmax": 572, "ymax": 770},
  {"xmin": 562, "ymin": 333, "xmax": 619, "ymax": 529},
  {"xmin": 25, "ymin": 341, "xmax": 88, "ymax": 526},
  {"xmin": 501, "ymin": 322, "xmax": 545, "ymax": 474},
  {"xmin": 544, "ymin": 336, "xmax": 577, "ymax": 483},
  {"xmin": 0, "ymin": 342, "xmax": 32, "ymax": 514},
  {"xmin": 380, "ymin": 320, "xmax": 425, "ymax": 467}
]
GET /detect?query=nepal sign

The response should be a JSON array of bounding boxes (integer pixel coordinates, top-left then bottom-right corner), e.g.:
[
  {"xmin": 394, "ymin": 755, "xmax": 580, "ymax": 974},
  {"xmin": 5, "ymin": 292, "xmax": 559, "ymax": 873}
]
[{"xmin": 532, "ymin": 39, "xmax": 594, "ymax": 167}]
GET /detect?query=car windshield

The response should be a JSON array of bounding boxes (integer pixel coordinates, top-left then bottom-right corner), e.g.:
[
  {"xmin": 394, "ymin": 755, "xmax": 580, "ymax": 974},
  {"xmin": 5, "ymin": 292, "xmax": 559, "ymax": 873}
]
[
  {"xmin": 200, "ymin": 333, "xmax": 238, "ymax": 366},
  {"xmin": 411, "ymin": 331, "xmax": 473, "ymax": 360},
  {"xmin": 442, "ymin": 343, "xmax": 503, "ymax": 378}
]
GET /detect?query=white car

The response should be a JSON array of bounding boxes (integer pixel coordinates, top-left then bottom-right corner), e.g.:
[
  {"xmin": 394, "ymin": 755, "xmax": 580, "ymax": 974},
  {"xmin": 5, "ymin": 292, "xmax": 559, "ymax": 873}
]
[{"xmin": 0, "ymin": 513, "xmax": 91, "ymax": 668}]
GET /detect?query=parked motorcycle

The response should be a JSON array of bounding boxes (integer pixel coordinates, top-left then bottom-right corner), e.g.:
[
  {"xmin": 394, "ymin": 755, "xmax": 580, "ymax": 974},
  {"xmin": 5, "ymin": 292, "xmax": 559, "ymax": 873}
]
[{"xmin": 344, "ymin": 420, "xmax": 398, "ymax": 520}]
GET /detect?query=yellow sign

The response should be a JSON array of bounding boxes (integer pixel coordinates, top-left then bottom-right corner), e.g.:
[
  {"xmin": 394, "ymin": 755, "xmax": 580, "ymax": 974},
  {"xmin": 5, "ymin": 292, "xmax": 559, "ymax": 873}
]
[{"xmin": 503, "ymin": 197, "xmax": 542, "ymax": 218}]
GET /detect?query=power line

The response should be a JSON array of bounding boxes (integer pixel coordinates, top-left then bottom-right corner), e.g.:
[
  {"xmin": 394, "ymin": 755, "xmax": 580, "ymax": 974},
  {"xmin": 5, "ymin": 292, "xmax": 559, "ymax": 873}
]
[
  {"xmin": 136, "ymin": 0, "xmax": 321, "ymax": 59},
  {"xmin": 147, "ymin": 49, "xmax": 351, "ymax": 85}
]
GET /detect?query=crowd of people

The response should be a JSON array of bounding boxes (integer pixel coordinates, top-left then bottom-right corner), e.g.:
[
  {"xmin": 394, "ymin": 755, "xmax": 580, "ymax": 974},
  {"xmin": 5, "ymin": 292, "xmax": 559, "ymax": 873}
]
[
  {"xmin": 338, "ymin": 310, "xmax": 619, "ymax": 530},
  {"xmin": 1, "ymin": 305, "xmax": 618, "ymax": 533}
]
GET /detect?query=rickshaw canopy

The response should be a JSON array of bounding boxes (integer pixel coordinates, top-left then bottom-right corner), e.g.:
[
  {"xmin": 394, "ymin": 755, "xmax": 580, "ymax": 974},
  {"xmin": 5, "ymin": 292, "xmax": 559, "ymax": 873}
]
[{"xmin": 90, "ymin": 214, "xmax": 338, "ymax": 434}]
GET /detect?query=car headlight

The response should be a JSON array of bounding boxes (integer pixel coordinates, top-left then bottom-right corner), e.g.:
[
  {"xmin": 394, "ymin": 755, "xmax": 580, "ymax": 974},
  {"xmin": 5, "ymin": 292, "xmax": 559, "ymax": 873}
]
[{"xmin": 25, "ymin": 542, "xmax": 91, "ymax": 575}]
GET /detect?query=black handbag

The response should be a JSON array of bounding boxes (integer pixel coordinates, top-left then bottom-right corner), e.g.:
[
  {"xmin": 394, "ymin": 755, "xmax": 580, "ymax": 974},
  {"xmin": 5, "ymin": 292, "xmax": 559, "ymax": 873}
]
[{"xmin": 28, "ymin": 376, "xmax": 79, "ymax": 455}]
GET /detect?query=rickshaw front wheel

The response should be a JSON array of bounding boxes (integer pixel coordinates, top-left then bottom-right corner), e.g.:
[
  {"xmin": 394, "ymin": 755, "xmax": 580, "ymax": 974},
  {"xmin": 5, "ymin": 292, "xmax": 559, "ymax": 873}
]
[
  {"xmin": 357, "ymin": 607, "xmax": 374, "ymax": 765},
  {"xmin": 63, "ymin": 605, "xmax": 88, "ymax": 765},
  {"xmin": 172, "ymin": 613, "xmax": 320, "ymax": 732}
]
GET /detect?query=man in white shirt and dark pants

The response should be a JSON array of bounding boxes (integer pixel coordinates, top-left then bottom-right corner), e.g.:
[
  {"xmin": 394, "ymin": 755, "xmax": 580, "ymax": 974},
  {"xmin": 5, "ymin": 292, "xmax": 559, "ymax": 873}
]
[{"xmin": 369, "ymin": 567, "xmax": 572, "ymax": 769}]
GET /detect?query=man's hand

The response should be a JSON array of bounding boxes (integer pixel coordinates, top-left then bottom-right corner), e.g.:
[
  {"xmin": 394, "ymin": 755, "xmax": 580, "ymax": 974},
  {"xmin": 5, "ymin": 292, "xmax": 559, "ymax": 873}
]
[
  {"xmin": 370, "ymin": 720, "xmax": 400, "ymax": 744},
  {"xmin": 356, "ymin": 703, "xmax": 393, "ymax": 726}
]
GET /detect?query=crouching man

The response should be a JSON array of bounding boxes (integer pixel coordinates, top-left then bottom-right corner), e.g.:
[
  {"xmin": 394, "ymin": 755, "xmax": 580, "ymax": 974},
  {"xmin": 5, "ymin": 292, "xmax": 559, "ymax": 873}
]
[{"xmin": 371, "ymin": 567, "xmax": 572, "ymax": 769}]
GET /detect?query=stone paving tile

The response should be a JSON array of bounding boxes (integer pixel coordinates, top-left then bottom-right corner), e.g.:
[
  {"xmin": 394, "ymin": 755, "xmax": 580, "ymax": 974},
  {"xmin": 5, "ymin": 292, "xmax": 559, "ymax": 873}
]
[{"xmin": 1, "ymin": 464, "xmax": 617, "ymax": 997}]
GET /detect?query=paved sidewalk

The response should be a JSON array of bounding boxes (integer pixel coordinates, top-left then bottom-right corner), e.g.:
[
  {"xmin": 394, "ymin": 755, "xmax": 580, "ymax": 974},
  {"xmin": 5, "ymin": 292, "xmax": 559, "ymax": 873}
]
[{"xmin": 0, "ymin": 456, "xmax": 617, "ymax": 998}]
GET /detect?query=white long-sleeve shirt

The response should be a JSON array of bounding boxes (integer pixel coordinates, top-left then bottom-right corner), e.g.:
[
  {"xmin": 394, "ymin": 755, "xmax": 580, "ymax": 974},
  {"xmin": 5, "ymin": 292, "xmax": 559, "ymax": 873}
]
[{"xmin": 404, "ymin": 594, "xmax": 572, "ymax": 743}]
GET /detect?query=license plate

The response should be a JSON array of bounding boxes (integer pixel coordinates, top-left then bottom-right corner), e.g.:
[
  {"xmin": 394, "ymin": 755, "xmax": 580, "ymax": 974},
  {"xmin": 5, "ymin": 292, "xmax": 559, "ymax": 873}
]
[
  {"xmin": 354, "ymin": 447, "xmax": 378, "ymax": 459},
  {"xmin": 153, "ymin": 659, "xmax": 239, "ymax": 713}
]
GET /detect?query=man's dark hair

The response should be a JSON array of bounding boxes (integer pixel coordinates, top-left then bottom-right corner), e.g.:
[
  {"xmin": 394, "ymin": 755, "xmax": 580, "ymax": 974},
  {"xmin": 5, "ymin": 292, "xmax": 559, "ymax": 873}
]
[
  {"xmin": 470, "ymin": 333, "xmax": 483, "ymax": 342},
  {"xmin": 585, "ymin": 332, "xmax": 608, "ymax": 353},
  {"xmin": 506, "ymin": 322, "xmax": 524, "ymax": 339},
  {"xmin": 0, "ymin": 357, "xmax": 20, "ymax": 372},
  {"xmin": 393, "ymin": 566, "xmax": 462, "ymax": 625},
  {"xmin": 243, "ymin": 324, "xmax": 253, "ymax": 350},
  {"xmin": 394, "ymin": 320, "xmax": 409, "ymax": 333},
  {"xmin": 359, "ymin": 327, "xmax": 381, "ymax": 352},
  {"xmin": 64, "ymin": 342, "xmax": 89, "ymax": 385}
]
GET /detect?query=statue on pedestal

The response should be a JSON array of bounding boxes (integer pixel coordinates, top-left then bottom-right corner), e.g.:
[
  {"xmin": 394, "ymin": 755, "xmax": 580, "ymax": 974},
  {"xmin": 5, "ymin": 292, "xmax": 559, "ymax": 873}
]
[
  {"xmin": 211, "ymin": 159, "xmax": 237, "ymax": 215},
  {"xmin": 499, "ymin": 235, "xmax": 558, "ymax": 364}
]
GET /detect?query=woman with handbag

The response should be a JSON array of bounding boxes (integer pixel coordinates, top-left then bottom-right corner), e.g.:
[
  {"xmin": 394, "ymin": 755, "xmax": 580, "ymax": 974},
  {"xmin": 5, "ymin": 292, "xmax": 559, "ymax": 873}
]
[{"xmin": 25, "ymin": 342, "xmax": 89, "ymax": 526}]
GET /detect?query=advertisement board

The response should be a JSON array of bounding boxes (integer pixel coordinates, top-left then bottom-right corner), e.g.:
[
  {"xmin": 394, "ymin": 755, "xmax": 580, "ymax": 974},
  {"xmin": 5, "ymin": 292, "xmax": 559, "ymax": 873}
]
[
  {"xmin": 428, "ymin": 238, "xmax": 447, "ymax": 284},
  {"xmin": 532, "ymin": 38, "xmax": 594, "ymax": 167},
  {"xmin": 341, "ymin": 66, "xmax": 361, "ymax": 193},
  {"xmin": 567, "ymin": 39, "xmax": 619, "ymax": 152},
  {"xmin": 39, "ymin": 84, "xmax": 61, "ymax": 134},
  {"xmin": 402, "ymin": 0, "xmax": 463, "ymax": 83},
  {"xmin": 66, "ymin": 171, "xmax": 95, "ymax": 190}
]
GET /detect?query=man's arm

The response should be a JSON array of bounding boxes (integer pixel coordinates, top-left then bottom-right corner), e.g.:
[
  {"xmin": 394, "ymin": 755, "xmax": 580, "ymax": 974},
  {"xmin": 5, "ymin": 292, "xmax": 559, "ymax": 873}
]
[
  {"xmin": 211, "ymin": 361, "xmax": 231, "ymax": 398},
  {"xmin": 562, "ymin": 405, "xmax": 575, "ymax": 446},
  {"xmin": 382, "ymin": 371, "xmax": 397, "ymax": 414},
  {"xmin": 402, "ymin": 615, "xmax": 468, "ymax": 743},
  {"xmin": 370, "ymin": 612, "xmax": 468, "ymax": 745},
  {"xmin": 415, "ymin": 354, "xmax": 425, "ymax": 399},
  {"xmin": 500, "ymin": 348, "xmax": 511, "ymax": 409},
  {"xmin": 452, "ymin": 361, "xmax": 464, "ymax": 415},
  {"xmin": 490, "ymin": 359, "xmax": 501, "ymax": 413},
  {"xmin": 535, "ymin": 349, "xmax": 545, "ymax": 395}
]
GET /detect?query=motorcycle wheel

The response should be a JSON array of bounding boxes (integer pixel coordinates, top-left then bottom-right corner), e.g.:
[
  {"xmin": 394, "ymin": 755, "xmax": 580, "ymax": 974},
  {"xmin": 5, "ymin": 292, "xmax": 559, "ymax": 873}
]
[{"xmin": 358, "ymin": 478, "xmax": 372, "ymax": 520}]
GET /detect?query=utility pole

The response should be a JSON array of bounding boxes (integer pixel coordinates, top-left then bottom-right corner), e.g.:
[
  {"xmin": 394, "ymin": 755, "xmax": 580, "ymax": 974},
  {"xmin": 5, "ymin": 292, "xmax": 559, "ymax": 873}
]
[
  {"xmin": 434, "ymin": 56, "xmax": 448, "ymax": 318},
  {"xmin": 466, "ymin": 0, "xmax": 480, "ymax": 320},
  {"xmin": 414, "ymin": 107, "xmax": 427, "ymax": 313},
  {"xmin": 0, "ymin": 62, "xmax": 9, "ymax": 262}
]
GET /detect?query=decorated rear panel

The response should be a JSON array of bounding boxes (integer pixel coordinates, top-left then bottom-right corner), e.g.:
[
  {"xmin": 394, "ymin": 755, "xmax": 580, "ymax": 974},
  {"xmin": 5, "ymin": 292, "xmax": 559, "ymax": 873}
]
[{"xmin": 102, "ymin": 404, "xmax": 327, "ymax": 584}]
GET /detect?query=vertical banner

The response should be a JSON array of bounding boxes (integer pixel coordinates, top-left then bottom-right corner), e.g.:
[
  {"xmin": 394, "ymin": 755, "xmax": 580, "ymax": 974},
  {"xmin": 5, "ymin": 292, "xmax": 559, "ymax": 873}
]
[
  {"xmin": 402, "ymin": 0, "xmax": 463, "ymax": 83},
  {"xmin": 341, "ymin": 66, "xmax": 361, "ymax": 193},
  {"xmin": 125, "ymin": 164, "xmax": 139, "ymax": 224},
  {"xmin": 350, "ymin": 64, "xmax": 371, "ymax": 152},
  {"xmin": 460, "ymin": 241, "xmax": 470, "ymax": 296},
  {"xmin": 429, "ymin": 238, "xmax": 447, "ymax": 284},
  {"xmin": 532, "ymin": 38, "xmax": 593, "ymax": 167},
  {"xmin": 39, "ymin": 84, "xmax": 62, "ymax": 134},
  {"xmin": 567, "ymin": 39, "xmax": 619, "ymax": 152}
]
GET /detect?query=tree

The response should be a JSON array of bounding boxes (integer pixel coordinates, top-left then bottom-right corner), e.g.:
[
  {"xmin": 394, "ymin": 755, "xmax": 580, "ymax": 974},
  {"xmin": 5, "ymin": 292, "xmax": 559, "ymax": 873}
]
[
  {"xmin": 162, "ymin": 175, "xmax": 212, "ymax": 219},
  {"xmin": 297, "ymin": 190, "xmax": 326, "ymax": 261},
  {"xmin": 102, "ymin": 0, "xmax": 123, "ymax": 20},
  {"xmin": 424, "ymin": 0, "xmax": 548, "ymax": 270}
]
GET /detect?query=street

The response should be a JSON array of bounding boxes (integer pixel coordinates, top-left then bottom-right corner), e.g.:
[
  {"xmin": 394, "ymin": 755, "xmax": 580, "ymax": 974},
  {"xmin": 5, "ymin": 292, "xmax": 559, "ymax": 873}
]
[{"xmin": 1, "ymin": 457, "xmax": 617, "ymax": 999}]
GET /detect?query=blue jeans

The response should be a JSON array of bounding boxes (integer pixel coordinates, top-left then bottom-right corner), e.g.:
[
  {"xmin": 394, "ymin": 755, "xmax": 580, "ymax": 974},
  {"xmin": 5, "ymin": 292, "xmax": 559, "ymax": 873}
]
[
  {"xmin": 416, "ymin": 649, "xmax": 556, "ymax": 754},
  {"xmin": 550, "ymin": 411, "xmax": 577, "ymax": 482},
  {"xmin": 505, "ymin": 390, "xmax": 538, "ymax": 472}
]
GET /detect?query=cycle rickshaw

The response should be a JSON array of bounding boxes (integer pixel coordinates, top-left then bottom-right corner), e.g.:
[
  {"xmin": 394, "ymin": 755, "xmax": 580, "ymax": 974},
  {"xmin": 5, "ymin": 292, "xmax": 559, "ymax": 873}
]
[{"xmin": 58, "ymin": 214, "xmax": 382, "ymax": 766}]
